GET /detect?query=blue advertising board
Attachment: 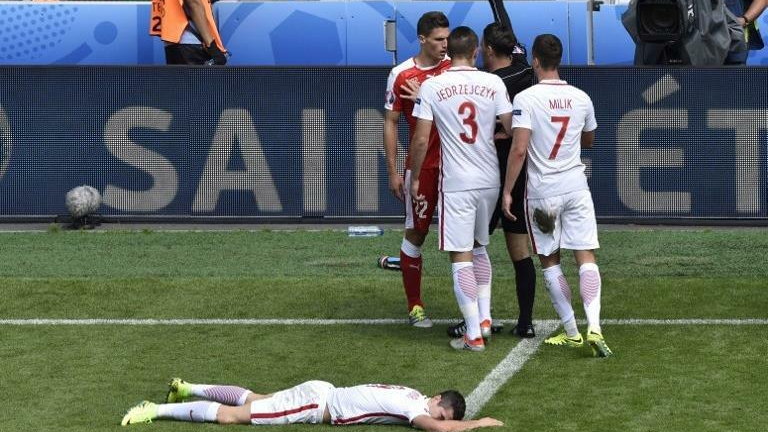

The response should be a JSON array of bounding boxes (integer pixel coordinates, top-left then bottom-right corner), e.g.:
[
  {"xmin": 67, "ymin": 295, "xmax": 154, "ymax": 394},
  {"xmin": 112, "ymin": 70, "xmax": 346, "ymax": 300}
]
[
  {"xmin": 0, "ymin": 66, "xmax": 765, "ymax": 220},
  {"xmin": 0, "ymin": 1, "xmax": 766, "ymax": 66}
]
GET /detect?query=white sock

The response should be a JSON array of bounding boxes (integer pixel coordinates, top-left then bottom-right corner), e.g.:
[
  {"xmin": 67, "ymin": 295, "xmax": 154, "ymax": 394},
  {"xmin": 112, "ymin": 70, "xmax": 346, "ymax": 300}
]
[
  {"xmin": 400, "ymin": 238, "xmax": 421, "ymax": 258},
  {"xmin": 472, "ymin": 247, "xmax": 492, "ymax": 323},
  {"xmin": 579, "ymin": 263, "xmax": 602, "ymax": 334},
  {"xmin": 157, "ymin": 401, "xmax": 221, "ymax": 423},
  {"xmin": 542, "ymin": 265, "xmax": 579, "ymax": 337},
  {"xmin": 452, "ymin": 261, "xmax": 481, "ymax": 340}
]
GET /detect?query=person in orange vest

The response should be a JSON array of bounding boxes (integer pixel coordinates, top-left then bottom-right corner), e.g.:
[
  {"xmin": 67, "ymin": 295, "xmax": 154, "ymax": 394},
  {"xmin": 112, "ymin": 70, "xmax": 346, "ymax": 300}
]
[{"xmin": 150, "ymin": 0, "xmax": 228, "ymax": 65}]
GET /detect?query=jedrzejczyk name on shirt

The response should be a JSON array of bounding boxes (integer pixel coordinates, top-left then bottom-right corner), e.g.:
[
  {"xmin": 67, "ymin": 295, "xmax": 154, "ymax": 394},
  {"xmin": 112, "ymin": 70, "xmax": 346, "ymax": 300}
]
[{"xmin": 435, "ymin": 84, "xmax": 498, "ymax": 102}]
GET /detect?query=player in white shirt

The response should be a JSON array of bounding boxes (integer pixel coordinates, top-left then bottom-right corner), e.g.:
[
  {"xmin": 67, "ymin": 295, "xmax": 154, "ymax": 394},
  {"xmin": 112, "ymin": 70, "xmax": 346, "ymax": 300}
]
[
  {"xmin": 501, "ymin": 34, "xmax": 612, "ymax": 357},
  {"xmin": 121, "ymin": 378, "xmax": 503, "ymax": 432},
  {"xmin": 409, "ymin": 26, "xmax": 515, "ymax": 352}
]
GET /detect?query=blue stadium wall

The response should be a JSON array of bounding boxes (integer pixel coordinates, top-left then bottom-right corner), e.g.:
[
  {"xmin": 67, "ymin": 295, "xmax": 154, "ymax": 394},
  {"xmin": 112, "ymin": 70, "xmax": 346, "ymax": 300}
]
[
  {"xmin": 1, "ymin": 0, "xmax": 768, "ymax": 66},
  {"xmin": 0, "ymin": 66, "xmax": 766, "ymax": 221}
]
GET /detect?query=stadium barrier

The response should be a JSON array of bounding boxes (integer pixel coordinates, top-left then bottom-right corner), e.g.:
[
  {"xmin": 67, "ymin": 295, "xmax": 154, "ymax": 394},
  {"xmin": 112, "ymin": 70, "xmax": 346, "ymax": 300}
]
[
  {"xmin": 0, "ymin": 65, "xmax": 765, "ymax": 223},
  {"xmin": 0, "ymin": 0, "xmax": 766, "ymax": 66}
]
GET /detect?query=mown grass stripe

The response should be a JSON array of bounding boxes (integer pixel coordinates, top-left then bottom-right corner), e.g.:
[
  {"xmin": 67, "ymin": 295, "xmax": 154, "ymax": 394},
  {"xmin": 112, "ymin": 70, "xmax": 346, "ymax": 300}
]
[{"xmin": 1, "ymin": 318, "xmax": 767, "ymax": 325}]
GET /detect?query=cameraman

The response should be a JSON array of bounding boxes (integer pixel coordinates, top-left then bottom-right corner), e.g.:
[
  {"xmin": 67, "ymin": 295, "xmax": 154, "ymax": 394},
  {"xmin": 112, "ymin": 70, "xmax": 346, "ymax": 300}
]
[
  {"xmin": 725, "ymin": 0, "xmax": 767, "ymax": 64},
  {"xmin": 623, "ymin": 0, "xmax": 753, "ymax": 65}
]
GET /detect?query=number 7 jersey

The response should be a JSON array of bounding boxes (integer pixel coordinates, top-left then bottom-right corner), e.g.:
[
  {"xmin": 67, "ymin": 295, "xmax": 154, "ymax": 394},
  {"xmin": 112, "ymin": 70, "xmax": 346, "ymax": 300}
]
[
  {"xmin": 413, "ymin": 67, "xmax": 513, "ymax": 193},
  {"xmin": 511, "ymin": 79, "xmax": 597, "ymax": 199}
]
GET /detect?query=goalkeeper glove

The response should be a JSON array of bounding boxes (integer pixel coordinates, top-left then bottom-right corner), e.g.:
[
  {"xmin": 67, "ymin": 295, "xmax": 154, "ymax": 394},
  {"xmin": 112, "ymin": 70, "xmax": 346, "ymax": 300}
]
[{"xmin": 205, "ymin": 41, "xmax": 228, "ymax": 65}]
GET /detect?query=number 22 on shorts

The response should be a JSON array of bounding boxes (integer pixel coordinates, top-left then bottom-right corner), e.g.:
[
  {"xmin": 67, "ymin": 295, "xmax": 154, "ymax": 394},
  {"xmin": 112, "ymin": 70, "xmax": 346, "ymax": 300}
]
[{"xmin": 413, "ymin": 199, "xmax": 428, "ymax": 219}]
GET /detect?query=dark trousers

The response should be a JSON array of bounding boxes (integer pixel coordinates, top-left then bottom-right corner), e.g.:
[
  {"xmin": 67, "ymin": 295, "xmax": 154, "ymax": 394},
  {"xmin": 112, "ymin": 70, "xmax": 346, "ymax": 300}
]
[{"xmin": 164, "ymin": 44, "xmax": 210, "ymax": 65}]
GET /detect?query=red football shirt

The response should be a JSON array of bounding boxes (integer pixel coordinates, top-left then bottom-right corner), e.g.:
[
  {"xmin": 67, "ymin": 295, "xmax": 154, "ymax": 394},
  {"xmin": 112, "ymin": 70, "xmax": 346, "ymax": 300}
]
[{"xmin": 385, "ymin": 57, "xmax": 452, "ymax": 170}]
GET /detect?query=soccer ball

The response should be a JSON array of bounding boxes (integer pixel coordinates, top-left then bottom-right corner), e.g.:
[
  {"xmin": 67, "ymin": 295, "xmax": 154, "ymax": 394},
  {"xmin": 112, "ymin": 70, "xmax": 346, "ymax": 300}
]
[{"xmin": 65, "ymin": 185, "xmax": 101, "ymax": 219}]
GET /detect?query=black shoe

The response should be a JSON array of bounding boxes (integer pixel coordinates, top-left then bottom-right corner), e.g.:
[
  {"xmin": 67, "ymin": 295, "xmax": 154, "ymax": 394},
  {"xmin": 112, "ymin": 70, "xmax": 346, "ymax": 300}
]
[
  {"xmin": 448, "ymin": 320, "xmax": 503, "ymax": 338},
  {"xmin": 511, "ymin": 323, "xmax": 535, "ymax": 338},
  {"xmin": 447, "ymin": 320, "xmax": 466, "ymax": 338},
  {"xmin": 491, "ymin": 322, "xmax": 504, "ymax": 334},
  {"xmin": 377, "ymin": 255, "xmax": 401, "ymax": 271}
]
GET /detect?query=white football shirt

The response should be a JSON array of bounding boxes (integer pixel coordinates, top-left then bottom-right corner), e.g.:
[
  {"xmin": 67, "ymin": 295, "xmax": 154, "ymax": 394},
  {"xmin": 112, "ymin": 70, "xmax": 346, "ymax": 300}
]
[
  {"xmin": 327, "ymin": 384, "xmax": 429, "ymax": 426},
  {"xmin": 512, "ymin": 79, "xmax": 597, "ymax": 199},
  {"xmin": 413, "ymin": 66, "xmax": 513, "ymax": 193}
]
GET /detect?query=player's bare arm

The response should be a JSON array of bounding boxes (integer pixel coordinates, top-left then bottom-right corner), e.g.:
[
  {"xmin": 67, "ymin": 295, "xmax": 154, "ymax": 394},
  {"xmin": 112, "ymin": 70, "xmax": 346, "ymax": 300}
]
[
  {"xmin": 399, "ymin": 79, "xmax": 421, "ymax": 102},
  {"xmin": 494, "ymin": 112, "xmax": 513, "ymax": 140},
  {"xmin": 408, "ymin": 118, "xmax": 432, "ymax": 203},
  {"xmin": 384, "ymin": 109, "xmax": 405, "ymax": 201},
  {"xmin": 502, "ymin": 127, "xmax": 530, "ymax": 221},
  {"xmin": 412, "ymin": 415, "xmax": 504, "ymax": 432},
  {"xmin": 581, "ymin": 130, "xmax": 595, "ymax": 148},
  {"xmin": 498, "ymin": 112, "xmax": 514, "ymax": 138},
  {"xmin": 493, "ymin": 124, "xmax": 510, "ymax": 140}
]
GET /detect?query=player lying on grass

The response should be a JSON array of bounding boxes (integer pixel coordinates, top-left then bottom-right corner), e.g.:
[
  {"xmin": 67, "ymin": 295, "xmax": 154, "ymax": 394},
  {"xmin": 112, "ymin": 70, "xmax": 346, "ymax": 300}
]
[{"xmin": 122, "ymin": 378, "xmax": 503, "ymax": 432}]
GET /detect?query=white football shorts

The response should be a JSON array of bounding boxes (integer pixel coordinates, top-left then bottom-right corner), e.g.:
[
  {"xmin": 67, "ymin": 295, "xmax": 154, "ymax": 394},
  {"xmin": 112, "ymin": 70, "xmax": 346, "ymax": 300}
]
[
  {"xmin": 526, "ymin": 189, "xmax": 599, "ymax": 256},
  {"xmin": 438, "ymin": 187, "xmax": 498, "ymax": 252},
  {"xmin": 250, "ymin": 380, "xmax": 334, "ymax": 425}
]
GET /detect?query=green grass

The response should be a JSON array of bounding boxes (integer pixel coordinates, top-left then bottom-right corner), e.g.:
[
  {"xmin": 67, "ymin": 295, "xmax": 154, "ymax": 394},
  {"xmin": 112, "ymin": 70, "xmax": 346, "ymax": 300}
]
[
  {"xmin": 492, "ymin": 325, "xmax": 767, "ymax": 432},
  {"xmin": 0, "ymin": 228, "xmax": 766, "ymax": 431}
]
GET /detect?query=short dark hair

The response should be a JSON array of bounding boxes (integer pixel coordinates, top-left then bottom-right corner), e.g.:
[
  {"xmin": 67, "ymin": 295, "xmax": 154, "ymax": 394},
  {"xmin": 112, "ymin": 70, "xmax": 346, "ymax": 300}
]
[
  {"xmin": 482, "ymin": 22, "xmax": 518, "ymax": 56},
  {"xmin": 447, "ymin": 26, "xmax": 478, "ymax": 60},
  {"xmin": 438, "ymin": 390, "xmax": 466, "ymax": 420},
  {"xmin": 417, "ymin": 11, "xmax": 449, "ymax": 37},
  {"xmin": 532, "ymin": 34, "xmax": 562, "ymax": 70}
]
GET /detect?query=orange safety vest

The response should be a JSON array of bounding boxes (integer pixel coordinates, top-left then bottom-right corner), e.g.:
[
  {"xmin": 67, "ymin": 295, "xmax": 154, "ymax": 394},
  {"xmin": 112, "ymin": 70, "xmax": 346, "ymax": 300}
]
[{"xmin": 149, "ymin": 0, "xmax": 226, "ymax": 51}]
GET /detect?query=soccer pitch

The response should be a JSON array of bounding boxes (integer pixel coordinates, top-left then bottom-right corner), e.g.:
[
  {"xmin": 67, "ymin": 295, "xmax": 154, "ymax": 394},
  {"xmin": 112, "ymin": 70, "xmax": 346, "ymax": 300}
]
[{"xmin": 0, "ymin": 227, "xmax": 766, "ymax": 432}]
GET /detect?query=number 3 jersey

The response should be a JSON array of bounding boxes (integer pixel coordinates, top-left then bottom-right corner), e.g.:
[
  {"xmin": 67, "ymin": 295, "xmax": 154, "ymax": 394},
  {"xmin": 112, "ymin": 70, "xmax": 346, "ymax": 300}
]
[
  {"xmin": 413, "ymin": 67, "xmax": 513, "ymax": 193},
  {"xmin": 511, "ymin": 79, "xmax": 597, "ymax": 199}
]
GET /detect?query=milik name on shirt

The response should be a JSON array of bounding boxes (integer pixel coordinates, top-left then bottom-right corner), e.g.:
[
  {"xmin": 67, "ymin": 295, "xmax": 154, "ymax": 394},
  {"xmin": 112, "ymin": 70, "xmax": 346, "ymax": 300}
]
[
  {"xmin": 435, "ymin": 84, "xmax": 497, "ymax": 102},
  {"xmin": 549, "ymin": 99, "xmax": 572, "ymax": 110}
]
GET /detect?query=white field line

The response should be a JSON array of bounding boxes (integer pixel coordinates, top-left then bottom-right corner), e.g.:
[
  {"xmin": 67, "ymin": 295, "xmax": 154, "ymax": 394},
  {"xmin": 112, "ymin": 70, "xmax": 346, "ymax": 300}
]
[
  {"xmin": 464, "ymin": 320, "xmax": 559, "ymax": 419},
  {"xmin": 1, "ymin": 318, "xmax": 767, "ymax": 326},
  {"xmin": 600, "ymin": 318, "xmax": 768, "ymax": 325},
  {"xmin": 0, "ymin": 227, "xmax": 761, "ymax": 234},
  {"xmin": 0, "ymin": 229, "xmax": 348, "ymax": 234}
]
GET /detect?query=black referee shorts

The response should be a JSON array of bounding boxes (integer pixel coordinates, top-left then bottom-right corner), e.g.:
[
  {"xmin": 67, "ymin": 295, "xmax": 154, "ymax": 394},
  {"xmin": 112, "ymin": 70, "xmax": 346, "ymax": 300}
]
[{"xmin": 489, "ymin": 139, "xmax": 528, "ymax": 235}]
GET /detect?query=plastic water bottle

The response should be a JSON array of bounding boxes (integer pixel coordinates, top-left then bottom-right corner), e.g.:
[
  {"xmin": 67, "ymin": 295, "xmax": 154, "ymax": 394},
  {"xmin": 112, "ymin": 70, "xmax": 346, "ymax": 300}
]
[{"xmin": 347, "ymin": 226, "xmax": 384, "ymax": 237}]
